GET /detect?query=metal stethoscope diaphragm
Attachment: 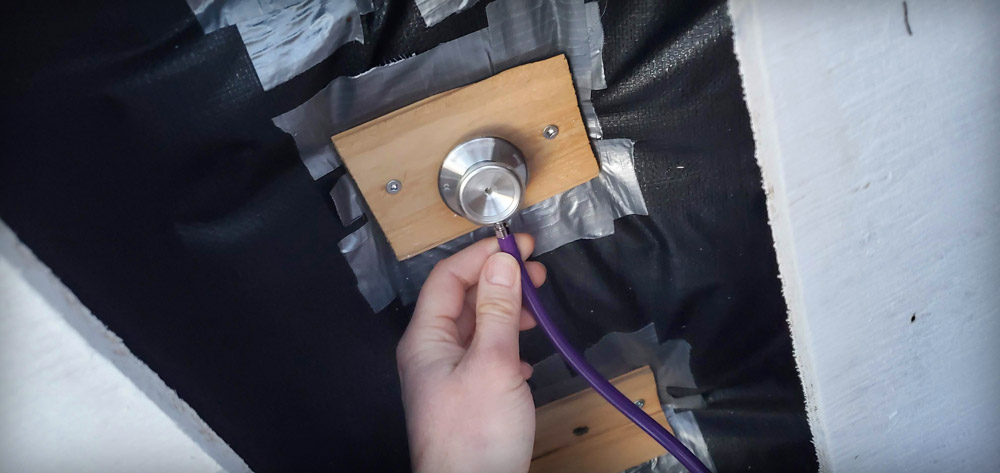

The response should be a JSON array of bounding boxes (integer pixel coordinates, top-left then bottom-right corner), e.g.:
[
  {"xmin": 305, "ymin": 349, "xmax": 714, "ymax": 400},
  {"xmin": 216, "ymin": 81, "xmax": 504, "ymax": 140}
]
[{"xmin": 438, "ymin": 137, "xmax": 528, "ymax": 227}]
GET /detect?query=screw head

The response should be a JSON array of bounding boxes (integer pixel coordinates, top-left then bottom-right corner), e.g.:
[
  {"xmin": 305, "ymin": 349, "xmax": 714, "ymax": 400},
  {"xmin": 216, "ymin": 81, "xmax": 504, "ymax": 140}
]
[
  {"xmin": 386, "ymin": 179, "xmax": 402, "ymax": 194},
  {"xmin": 634, "ymin": 399, "xmax": 645, "ymax": 408},
  {"xmin": 543, "ymin": 124, "xmax": 559, "ymax": 139}
]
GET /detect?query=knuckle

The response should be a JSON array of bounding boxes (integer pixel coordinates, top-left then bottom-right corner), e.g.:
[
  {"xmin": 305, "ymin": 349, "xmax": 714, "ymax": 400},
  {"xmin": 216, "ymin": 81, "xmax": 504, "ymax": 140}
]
[{"xmin": 477, "ymin": 298, "xmax": 519, "ymax": 322}]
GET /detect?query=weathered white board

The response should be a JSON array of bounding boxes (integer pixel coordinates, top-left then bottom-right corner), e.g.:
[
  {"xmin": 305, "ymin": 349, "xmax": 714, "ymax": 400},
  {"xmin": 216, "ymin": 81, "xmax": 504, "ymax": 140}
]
[{"xmin": 730, "ymin": 0, "xmax": 1000, "ymax": 470}]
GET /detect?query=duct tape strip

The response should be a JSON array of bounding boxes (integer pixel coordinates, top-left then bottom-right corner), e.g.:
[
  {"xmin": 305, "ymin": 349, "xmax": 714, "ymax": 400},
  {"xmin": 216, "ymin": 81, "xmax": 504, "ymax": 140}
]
[
  {"xmin": 356, "ymin": 0, "xmax": 375, "ymax": 14},
  {"xmin": 275, "ymin": 0, "xmax": 629, "ymax": 310},
  {"xmin": 337, "ymin": 223, "xmax": 398, "ymax": 312},
  {"xmin": 186, "ymin": 0, "xmax": 302, "ymax": 31},
  {"xmin": 274, "ymin": 0, "xmax": 604, "ymax": 181},
  {"xmin": 585, "ymin": 1, "xmax": 607, "ymax": 91},
  {"xmin": 624, "ymin": 410, "xmax": 717, "ymax": 473},
  {"xmin": 273, "ymin": 30, "xmax": 494, "ymax": 179},
  {"xmin": 239, "ymin": 1, "xmax": 364, "ymax": 89},
  {"xmin": 486, "ymin": 0, "xmax": 590, "ymax": 84},
  {"xmin": 415, "ymin": 0, "xmax": 482, "ymax": 27},
  {"xmin": 185, "ymin": 0, "xmax": 367, "ymax": 90},
  {"xmin": 486, "ymin": 0, "xmax": 603, "ymax": 138},
  {"xmin": 187, "ymin": 0, "xmax": 374, "ymax": 32},
  {"xmin": 530, "ymin": 323, "xmax": 717, "ymax": 473},
  {"xmin": 596, "ymin": 139, "xmax": 648, "ymax": 219},
  {"xmin": 330, "ymin": 177, "xmax": 364, "ymax": 227}
]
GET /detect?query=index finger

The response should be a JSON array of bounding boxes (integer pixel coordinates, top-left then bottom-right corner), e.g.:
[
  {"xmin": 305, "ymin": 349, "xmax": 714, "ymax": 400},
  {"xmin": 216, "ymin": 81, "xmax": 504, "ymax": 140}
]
[{"xmin": 407, "ymin": 234, "xmax": 536, "ymax": 343}]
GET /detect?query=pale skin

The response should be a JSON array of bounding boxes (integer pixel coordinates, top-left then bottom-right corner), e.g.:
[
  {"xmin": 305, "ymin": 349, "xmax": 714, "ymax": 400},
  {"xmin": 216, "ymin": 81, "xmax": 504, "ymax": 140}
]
[{"xmin": 396, "ymin": 234, "xmax": 545, "ymax": 473}]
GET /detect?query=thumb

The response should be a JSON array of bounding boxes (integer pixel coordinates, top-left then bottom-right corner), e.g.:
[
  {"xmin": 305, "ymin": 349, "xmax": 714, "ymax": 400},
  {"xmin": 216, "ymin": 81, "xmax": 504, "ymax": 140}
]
[{"xmin": 468, "ymin": 252, "xmax": 523, "ymax": 371}]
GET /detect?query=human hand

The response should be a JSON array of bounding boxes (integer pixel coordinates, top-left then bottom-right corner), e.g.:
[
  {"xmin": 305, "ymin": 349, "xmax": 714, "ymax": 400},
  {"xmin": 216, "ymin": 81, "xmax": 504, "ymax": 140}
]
[{"xmin": 397, "ymin": 234, "xmax": 546, "ymax": 473}]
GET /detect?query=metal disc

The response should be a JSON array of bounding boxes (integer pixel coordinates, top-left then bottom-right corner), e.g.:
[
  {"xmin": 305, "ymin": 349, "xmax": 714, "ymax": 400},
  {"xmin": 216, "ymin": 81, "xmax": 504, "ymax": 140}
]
[
  {"xmin": 439, "ymin": 137, "xmax": 528, "ymax": 225},
  {"xmin": 458, "ymin": 163, "xmax": 522, "ymax": 225}
]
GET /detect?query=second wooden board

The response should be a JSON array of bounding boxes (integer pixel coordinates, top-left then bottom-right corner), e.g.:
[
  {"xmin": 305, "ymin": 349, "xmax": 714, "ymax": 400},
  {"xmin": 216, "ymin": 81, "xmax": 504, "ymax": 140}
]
[
  {"xmin": 529, "ymin": 366, "xmax": 674, "ymax": 473},
  {"xmin": 332, "ymin": 55, "xmax": 599, "ymax": 260}
]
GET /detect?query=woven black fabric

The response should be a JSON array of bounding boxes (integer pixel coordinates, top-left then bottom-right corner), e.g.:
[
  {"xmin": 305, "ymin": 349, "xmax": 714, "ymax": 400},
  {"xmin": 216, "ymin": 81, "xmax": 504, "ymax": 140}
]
[
  {"xmin": 0, "ymin": 0, "xmax": 470, "ymax": 470},
  {"xmin": 1, "ymin": 0, "xmax": 815, "ymax": 471},
  {"xmin": 530, "ymin": 2, "xmax": 817, "ymax": 470}
]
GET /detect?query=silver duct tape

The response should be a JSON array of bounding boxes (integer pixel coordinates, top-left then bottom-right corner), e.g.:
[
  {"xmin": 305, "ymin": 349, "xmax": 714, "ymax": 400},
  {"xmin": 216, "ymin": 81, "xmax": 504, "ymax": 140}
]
[
  {"xmin": 185, "ymin": 0, "xmax": 366, "ymax": 91},
  {"xmin": 238, "ymin": 0, "xmax": 364, "ymax": 90},
  {"xmin": 486, "ymin": 0, "xmax": 589, "ymax": 82},
  {"xmin": 596, "ymin": 139, "xmax": 648, "ymax": 218},
  {"xmin": 486, "ymin": 0, "xmax": 602, "ymax": 139},
  {"xmin": 274, "ymin": 0, "xmax": 603, "ymax": 180},
  {"xmin": 415, "ymin": 0, "xmax": 482, "ymax": 26},
  {"xmin": 188, "ymin": 0, "xmax": 373, "ymax": 32},
  {"xmin": 337, "ymin": 223, "xmax": 399, "ymax": 311},
  {"xmin": 586, "ymin": 1, "xmax": 608, "ymax": 91},
  {"xmin": 581, "ymin": 100, "xmax": 603, "ymax": 139},
  {"xmin": 356, "ymin": 0, "xmax": 375, "ymax": 14},
  {"xmin": 278, "ymin": 0, "xmax": 621, "ymax": 309},
  {"xmin": 186, "ymin": 0, "xmax": 301, "ymax": 31},
  {"xmin": 330, "ymin": 176, "xmax": 364, "ymax": 226},
  {"xmin": 529, "ymin": 324, "xmax": 701, "ymax": 408},
  {"xmin": 623, "ymin": 411, "xmax": 718, "ymax": 473},
  {"xmin": 512, "ymin": 182, "xmax": 614, "ymax": 255},
  {"xmin": 273, "ymin": 30, "xmax": 494, "ymax": 179}
]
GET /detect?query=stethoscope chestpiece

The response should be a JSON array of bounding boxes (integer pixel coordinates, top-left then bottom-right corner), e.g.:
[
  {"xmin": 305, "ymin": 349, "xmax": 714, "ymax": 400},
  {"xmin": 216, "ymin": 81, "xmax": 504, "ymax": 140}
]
[{"xmin": 438, "ymin": 137, "xmax": 528, "ymax": 226}]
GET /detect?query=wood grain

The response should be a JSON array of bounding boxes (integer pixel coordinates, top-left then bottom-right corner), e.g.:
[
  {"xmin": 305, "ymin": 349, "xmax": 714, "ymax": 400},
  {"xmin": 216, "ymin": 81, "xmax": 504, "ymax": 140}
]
[
  {"xmin": 529, "ymin": 366, "xmax": 673, "ymax": 473},
  {"xmin": 332, "ymin": 55, "xmax": 599, "ymax": 260}
]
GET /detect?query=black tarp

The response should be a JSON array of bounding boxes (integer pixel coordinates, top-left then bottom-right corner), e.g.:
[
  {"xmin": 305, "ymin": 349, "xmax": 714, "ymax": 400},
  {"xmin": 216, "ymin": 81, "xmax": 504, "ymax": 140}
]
[{"xmin": 1, "ymin": 0, "xmax": 816, "ymax": 471}]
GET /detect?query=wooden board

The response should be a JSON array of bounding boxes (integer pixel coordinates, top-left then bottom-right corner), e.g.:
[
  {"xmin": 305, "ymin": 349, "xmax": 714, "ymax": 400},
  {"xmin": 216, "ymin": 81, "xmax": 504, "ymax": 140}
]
[
  {"xmin": 529, "ymin": 366, "xmax": 673, "ymax": 473},
  {"xmin": 529, "ymin": 415, "xmax": 673, "ymax": 473},
  {"xmin": 332, "ymin": 55, "xmax": 599, "ymax": 260}
]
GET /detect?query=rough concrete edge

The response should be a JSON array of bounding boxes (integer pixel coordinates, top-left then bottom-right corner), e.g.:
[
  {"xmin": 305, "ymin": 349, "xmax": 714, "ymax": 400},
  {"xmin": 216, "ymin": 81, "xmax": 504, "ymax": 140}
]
[
  {"xmin": 0, "ymin": 220, "xmax": 251, "ymax": 473},
  {"xmin": 725, "ymin": 2, "xmax": 828, "ymax": 471}
]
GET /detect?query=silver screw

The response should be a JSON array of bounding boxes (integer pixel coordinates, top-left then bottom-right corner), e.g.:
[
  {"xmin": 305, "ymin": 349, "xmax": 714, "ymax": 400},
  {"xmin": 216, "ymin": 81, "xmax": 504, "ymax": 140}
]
[
  {"xmin": 634, "ymin": 399, "xmax": 645, "ymax": 408},
  {"xmin": 543, "ymin": 124, "xmax": 559, "ymax": 139},
  {"xmin": 386, "ymin": 179, "xmax": 402, "ymax": 194}
]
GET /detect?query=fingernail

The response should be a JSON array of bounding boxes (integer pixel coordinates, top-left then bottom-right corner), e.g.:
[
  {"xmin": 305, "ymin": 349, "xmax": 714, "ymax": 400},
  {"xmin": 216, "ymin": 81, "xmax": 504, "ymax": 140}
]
[{"xmin": 486, "ymin": 253, "xmax": 517, "ymax": 288}]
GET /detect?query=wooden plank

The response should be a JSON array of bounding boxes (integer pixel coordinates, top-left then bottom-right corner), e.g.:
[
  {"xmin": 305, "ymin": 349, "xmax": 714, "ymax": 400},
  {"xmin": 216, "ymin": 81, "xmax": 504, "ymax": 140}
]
[
  {"xmin": 529, "ymin": 366, "xmax": 673, "ymax": 473},
  {"xmin": 332, "ymin": 55, "xmax": 599, "ymax": 260},
  {"xmin": 528, "ymin": 412, "xmax": 672, "ymax": 473},
  {"xmin": 532, "ymin": 366, "xmax": 668, "ymax": 458},
  {"xmin": 732, "ymin": 4, "xmax": 1000, "ymax": 471}
]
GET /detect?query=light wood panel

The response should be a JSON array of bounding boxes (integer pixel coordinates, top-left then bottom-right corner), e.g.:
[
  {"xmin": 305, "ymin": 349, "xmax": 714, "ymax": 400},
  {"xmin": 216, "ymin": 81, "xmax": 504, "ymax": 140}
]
[
  {"xmin": 332, "ymin": 55, "xmax": 599, "ymax": 260},
  {"xmin": 529, "ymin": 366, "xmax": 673, "ymax": 473}
]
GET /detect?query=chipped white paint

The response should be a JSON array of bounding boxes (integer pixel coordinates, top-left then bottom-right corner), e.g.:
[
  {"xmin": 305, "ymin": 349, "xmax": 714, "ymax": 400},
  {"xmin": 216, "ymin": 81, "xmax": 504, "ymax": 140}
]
[
  {"xmin": 0, "ymin": 220, "xmax": 249, "ymax": 473},
  {"xmin": 730, "ymin": 0, "xmax": 1000, "ymax": 471}
]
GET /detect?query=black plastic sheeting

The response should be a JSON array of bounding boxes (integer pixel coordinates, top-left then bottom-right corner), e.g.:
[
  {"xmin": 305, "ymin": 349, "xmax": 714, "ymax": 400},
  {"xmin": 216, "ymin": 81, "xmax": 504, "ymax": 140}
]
[{"xmin": 0, "ymin": 0, "xmax": 815, "ymax": 471}]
